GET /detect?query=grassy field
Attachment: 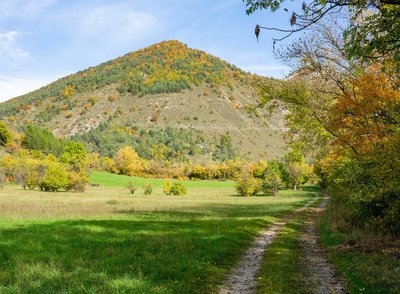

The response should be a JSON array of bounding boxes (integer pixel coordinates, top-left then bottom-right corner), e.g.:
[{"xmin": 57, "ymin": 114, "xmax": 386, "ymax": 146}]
[
  {"xmin": 0, "ymin": 179, "xmax": 314, "ymax": 293},
  {"xmin": 89, "ymin": 171, "xmax": 235, "ymax": 188}
]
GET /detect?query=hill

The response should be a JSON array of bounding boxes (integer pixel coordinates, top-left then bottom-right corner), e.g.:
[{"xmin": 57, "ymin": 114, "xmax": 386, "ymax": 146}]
[{"xmin": 0, "ymin": 40, "xmax": 286, "ymax": 161}]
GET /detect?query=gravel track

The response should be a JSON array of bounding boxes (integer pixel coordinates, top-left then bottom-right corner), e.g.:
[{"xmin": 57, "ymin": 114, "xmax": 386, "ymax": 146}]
[
  {"xmin": 218, "ymin": 196, "xmax": 318, "ymax": 294},
  {"xmin": 300, "ymin": 196, "xmax": 348, "ymax": 294}
]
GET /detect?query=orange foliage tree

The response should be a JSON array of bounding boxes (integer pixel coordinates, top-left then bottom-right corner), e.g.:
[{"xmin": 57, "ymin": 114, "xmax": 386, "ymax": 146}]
[
  {"xmin": 324, "ymin": 65, "xmax": 400, "ymax": 234},
  {"xmin": 329, "ymin": 65, "xmax": 400, "ymax": 156}
]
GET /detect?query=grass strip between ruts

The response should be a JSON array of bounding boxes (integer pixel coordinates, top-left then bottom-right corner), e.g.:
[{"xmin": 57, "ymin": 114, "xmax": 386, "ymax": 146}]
[{"xmin": 256, "ymin": 194, "xmax": 324, "ymax": 293}]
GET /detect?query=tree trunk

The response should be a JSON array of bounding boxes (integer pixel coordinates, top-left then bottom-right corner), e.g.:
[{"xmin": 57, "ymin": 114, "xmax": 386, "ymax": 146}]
[{"xmin": 273, "ymin": 184, "xmax": 279, "ymax": 196}]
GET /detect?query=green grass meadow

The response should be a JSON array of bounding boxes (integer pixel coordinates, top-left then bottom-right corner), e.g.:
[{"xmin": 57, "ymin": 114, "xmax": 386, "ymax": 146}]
[
  {"xmin": 0, "ymin": 173, "xmax": 315, "ymax": 293},
  {"xmin": 89, "ymin": 171, "xmax": 235, "ymax": 188}
]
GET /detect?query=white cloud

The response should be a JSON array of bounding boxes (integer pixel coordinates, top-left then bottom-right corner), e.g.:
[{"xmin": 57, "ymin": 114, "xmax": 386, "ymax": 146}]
[
  {"xmin": 0, "ymin": 31, "xmax": 30, "ymax": 62},
  {"xmin": 0, "ymin": 76, "xmax": 50, "ymax": 102}
]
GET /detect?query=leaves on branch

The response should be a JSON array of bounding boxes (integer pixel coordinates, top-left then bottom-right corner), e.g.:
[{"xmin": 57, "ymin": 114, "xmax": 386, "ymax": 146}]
[
  {"xmin": 290, "ymin": 13, "xmax": 297, "ymax": 26},
  {"xmin": 255, "ymin": 24, "xmax": 261, "ymax": 41}
]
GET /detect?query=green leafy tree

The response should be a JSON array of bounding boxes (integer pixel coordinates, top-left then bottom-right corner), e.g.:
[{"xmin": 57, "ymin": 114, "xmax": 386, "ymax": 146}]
[
  {"xmin": 212, "ymin": 134, "xmax": 238, "ymax": 161},
  {"xmin": 0, "ymin": 121, "xmax": 11, "ymax": 146},
  {"xmin": 60, "ymin": 142, "xmax": 88, "ymax": 171},
  {"xmin": 22, "ymin": 125, "xmax": 67, "ymax": 156},
  {"xmin": 284, "ymin": 151, "xmax": 310, "ymax": 191},
  {"xmin": 262, "ymin": 160, "xmax": 282, "ymax": 196}
]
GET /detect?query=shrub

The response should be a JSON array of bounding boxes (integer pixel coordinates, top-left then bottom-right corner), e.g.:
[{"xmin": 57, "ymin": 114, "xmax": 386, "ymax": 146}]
[
  {"xmin": 39, "ymin": 161, "xmax": 69, "ymax": 192},
  {"xmin": 235, "ymin": 172, "xmax": 261, "ymax": 196},
  {"xmin": 163, "ymin": 180, "xmax": 172, "ymax": 195},
  {"xmin": 189, "ymin": 165, "xmax": 211, "ymax": 180},
  {"xmin": 143, "ymin": 183, "xmax": 153, "ymax": 195},
  {"xmin": 66, "ymin": 171, "xmax": 88, "ymax": 192},
  {"xmin": 102, "ymin": 156, "xmax": 117, "ymax": 173},
  {"xmin": 170, "ymin": 182, "xmax": 187, "ymax": 196},
  {"xmin": 127, "ymin": 181, "xmax": 137, "ymax": 194}
]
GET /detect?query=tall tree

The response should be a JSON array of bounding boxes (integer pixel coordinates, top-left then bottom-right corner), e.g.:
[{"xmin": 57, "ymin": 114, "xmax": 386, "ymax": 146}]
[{"xmin": 244, "ymin": 0, "xmax": 400, "ymax": 66}]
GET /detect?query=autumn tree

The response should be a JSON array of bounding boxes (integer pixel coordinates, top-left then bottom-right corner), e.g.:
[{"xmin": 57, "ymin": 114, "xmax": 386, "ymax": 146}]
[
  {"xmin": 329, "ymin": 65, "xmax": 400, "ymax": 155},
  {"xmin": 321, "ymin": 66, "xmax": 400, "ymax": 234},
  {"xmin": 244, "ymin": 0, "xmax": 400, "ymax": 67},
  {"xmin": 113, "ymin": 146, "xmax": 144, "ymax": 176}
]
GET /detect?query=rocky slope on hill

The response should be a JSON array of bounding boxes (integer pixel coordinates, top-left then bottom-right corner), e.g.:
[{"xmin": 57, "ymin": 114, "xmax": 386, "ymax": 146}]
[{"xmin": 0, "ymin": 40, "xmax": 287, "ymax": 161}]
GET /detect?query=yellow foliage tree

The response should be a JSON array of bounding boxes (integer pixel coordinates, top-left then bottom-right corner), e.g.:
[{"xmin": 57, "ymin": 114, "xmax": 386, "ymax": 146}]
[{"xmin": 113, "ymin": 146, "xmax": 143, "ymax": 176}]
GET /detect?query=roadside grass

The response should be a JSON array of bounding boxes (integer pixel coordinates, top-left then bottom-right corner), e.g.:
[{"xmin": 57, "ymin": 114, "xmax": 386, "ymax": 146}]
[
  {"xmin": 89, "ymin": 170, "xmax": 235, "ymax": 188},
  {"xmin": 319, "ymin": 217, "xmax": 400, "ymax": 294},
  {"xmin": 256, "ymin": 194, "xmax": 323, "ymax": 294},
  {"xmin": 0, "ymin": 185, "xmax": 314, "ymax": 293}
]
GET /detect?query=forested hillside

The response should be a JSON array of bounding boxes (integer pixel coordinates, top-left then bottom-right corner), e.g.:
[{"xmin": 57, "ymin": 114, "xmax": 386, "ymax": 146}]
[{"xmin": 0, "ymin": 40, "xmax": 286, "ymax": 161}]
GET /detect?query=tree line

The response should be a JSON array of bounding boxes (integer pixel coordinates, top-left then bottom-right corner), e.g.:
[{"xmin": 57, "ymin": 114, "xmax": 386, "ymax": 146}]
[
  {"xmin": 246, "ymin": 0, "xmax": 400, "ymax": 235},
  {"xmin": 0, "ymin": 121, "xmax": 313, "ymax": 195}
]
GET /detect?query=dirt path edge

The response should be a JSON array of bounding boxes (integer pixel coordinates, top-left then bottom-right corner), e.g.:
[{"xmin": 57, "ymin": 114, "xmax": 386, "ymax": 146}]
[
  {"xmin": 218, "ymin": 196, "xmax": 319, "ymax": 294},
  {"xmin": 300, "ymin": 195, "xmax": 349, "ymax": 294}
]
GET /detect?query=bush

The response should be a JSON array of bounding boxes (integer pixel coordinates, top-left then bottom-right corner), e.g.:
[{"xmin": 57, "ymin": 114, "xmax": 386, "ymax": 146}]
[
  {"xmin": 163, "ymin": 180, "xmax": 172, "ymax": 195},
  {"xmin": 188, "ymin": 165, "xmax": 211, "ymax": 180},
  {"xmin": 143, "ymin": 183, "xmax": 153, "ymax": 195},
  {"xmin": 170, "ymin": 183, "xmax": 187, "ymax": 195},
  {"xmin": 39, "ymin": 161, "xmax": 69, "ymax": 192},
  {"xmin": 66, "ymin": 171, "xmax": 88, "ymax": 192},
  {"xmin": 127, "ymin": 181, "xmax": 137, "ymax": 194},
  {"xmin": 164, "ymin": 181, "xmax": 187, "ymax": 195},
  {"xmin": 235, "ymin": 172, "xmax": 261, "ymax": 196}
]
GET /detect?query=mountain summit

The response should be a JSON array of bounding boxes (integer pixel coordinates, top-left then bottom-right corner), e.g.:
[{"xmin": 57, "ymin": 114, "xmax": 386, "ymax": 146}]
[{"xmin": 0, "ymin": 40, "xmax": 286, "ymax": 160}]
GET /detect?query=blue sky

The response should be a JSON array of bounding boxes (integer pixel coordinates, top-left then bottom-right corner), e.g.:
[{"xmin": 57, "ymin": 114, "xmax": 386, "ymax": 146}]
[{"xmin": 0, "ymin": 0, "xmax": 296, "ymax": 102}]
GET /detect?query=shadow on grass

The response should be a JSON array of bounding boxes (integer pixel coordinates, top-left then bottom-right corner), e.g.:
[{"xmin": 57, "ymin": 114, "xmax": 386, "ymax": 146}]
[
  {"xmin": 0, "ymin": 193, "xmax": 314, "ymax": 293},
  {"xmin": 301, "ymin": 185, "xmax": 321, "ymax": 192},
  {"xmin": 114, "ymin": 202, "xmax": 296, "ymax": 219},
  {"xmin": 0, "ymin": 209, "xmax": 275, "ymax": 293}
]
